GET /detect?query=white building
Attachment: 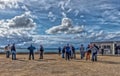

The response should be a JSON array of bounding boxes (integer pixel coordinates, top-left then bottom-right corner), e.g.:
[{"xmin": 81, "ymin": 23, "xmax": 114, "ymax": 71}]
[{"xmin": 91, "ymin": 41, "xmax": 120, "ymax": 55}]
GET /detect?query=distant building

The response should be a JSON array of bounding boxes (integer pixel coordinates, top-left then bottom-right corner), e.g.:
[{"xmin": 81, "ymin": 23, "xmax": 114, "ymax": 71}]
[{"xmin": 91, "ymin": 41, "xmax": 120, "ymax": 55}]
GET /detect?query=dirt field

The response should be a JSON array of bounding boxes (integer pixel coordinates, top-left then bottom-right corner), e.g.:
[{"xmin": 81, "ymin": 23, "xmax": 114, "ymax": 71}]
[{"xmin": 0, "ymin": 54, "xmax": 120, "ymax": 76}]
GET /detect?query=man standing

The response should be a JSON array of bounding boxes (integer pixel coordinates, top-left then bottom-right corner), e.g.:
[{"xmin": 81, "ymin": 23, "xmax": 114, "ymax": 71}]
[
  {"xmin": 62, "ymin": 46, "xmax": 66, "ymax": 58},
  {"xmin": 91, "ymin": 44, "xmax": 99, "ymax": 62},
  {"xmin": 101, "ymin": 48, "xmax": 104, "ymax": 56},
  {"xmin": 11, "ymin": 43, "xmax": 16, "ymax": 60},
  {"xmin": 71, "ymin": 45, "xmax": 76, "ymax": 59},
  {"xmin": 39, "ymin": 45, "xmax": 44, "ymax": 59},
  {"xmin": 58, "ymin": 47, "xmax": 61, "ymax": 56},
  {"xmin": 80, "ymin": 44, "xmax": 85, "ymax": 59},
  {"xmin": 27, "ymin": 44, "xmax": 36, "ymax": 60},
  {"xmin": 65, "ymin": 44, "xmax": 71, "ymax": 60}
]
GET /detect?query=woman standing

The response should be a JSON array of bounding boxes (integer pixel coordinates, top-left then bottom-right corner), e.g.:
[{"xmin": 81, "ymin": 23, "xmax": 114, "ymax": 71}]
[
  {"xmin": 4, "ymin": 44, "xmax": 11, "ymax": 58},
  {"xmin": 86, "ymin": 44, "xmax": 91, "ymax": 60}
]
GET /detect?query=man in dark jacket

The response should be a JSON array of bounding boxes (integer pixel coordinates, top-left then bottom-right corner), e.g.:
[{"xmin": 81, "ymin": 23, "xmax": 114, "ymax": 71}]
[
  {"xmin": 71, "ymin": 45, "xmax": 76, "ymax": 59},
  {"xmin": 58, "ymin": 47, "xmax": 61, "ymax": 56},
  {"xmin": 11, "ymin": 43, "xmax": 16, "ymax": 60},
  {"xmin": 27, "ymin": 44, "xmax": 36, "ymax": 60},
  {"xmin": 62, "ymin": 46, "xmax": 66, "ymax": 58}
]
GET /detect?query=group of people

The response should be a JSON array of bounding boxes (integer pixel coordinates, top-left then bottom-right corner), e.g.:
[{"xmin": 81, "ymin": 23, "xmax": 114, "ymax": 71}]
[
  {"xmin": 4, "ymin": 44, "xmax": 44, "ymax": 60},
  {"xmin": 4, "ymin": 44, "xmax": 16, "ymax": 60},
  {"xmin": 58, "ymin": 43, "xmax": 99, "ymax": 62},
  {"xmin": 4, "ymin": 43, "xmax": 99, "ymax": 62},
  {"xmin": 58, "ymin": 44, "xmax": 76, "ymax": 60},
  {"xmin": 27, "ymin": 44, "xmax": 44, "ymax": 60}
]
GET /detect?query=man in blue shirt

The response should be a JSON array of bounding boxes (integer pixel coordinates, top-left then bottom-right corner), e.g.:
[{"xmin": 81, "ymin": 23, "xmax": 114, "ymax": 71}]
[
  {"xmin": 65, "ymin": 44, "xmax": 71, "ymax": 60},
  {"xmin": 27, "ymin": 44, "xmax": 36, "ymax": 60}
]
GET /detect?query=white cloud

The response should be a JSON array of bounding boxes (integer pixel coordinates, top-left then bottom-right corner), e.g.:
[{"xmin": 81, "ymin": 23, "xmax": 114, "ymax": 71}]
[
  {"xmin": 8, "ymin": 12, "xmax": 36, "ymax": 28},
  {"xmin": 0, "ymin": 0, "xmax": 120, "ymax": 47},
  {"xmin": 48, "ymin": 12, "xmax": 56, "ymax": 22},
  {"xmin": 21, "ymin": 5, "xmax": 29, "ymax": 11},
  {"xmin": 0, "ymin": 12, "xmax": 36, "ymax": 45},
  {"xmin": 46, "ymin": 17, "xmax": 85, "ymax": 34},
  {"xmin": 0, "ymin": 0, "xmax": 24, "ymax": 9},
  {"xmin": 61, "ymin": 12, "xmax": 67, "ymax": 17}
]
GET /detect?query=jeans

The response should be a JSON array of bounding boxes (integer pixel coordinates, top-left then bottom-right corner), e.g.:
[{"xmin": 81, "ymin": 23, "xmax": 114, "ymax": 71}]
[
  {"xmin": 73, "ymin": 53, "xmax": 76, "ymax": 59},
  {"xmin": 6, "ymin": 51, "xmax": 10, "ymax": 58},
  {"xmin": 70, "ymin": 51, "xmax": 73, "ymax": 59},
  {"xmin": 29, "ymin": 52, "xmax": 34, "ymax": 60},
  {"xmin": 62, "ymin": 53, "xmax": 65, "ymax": 58},
  {"xmin": 92, "ymin": 53, "xmax": 97, "ymax": 61},
  {"xmin": 40, "ymin": 51, "xmax": 43, "ymax": 59},
  {"xmin": 11, "ymin": 51, "xmax": 16, "ymax": 60},
  {"xmin": 66, "ymin": 52, "xmax": 70, "ymax": 60},
  {"xmin": 80, "ymin": 52, "xmax": 84, "ymax": 59}
]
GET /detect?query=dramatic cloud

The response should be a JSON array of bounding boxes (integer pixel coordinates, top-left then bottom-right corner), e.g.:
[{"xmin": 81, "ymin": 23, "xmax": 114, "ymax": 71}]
[
  {"xmin": 0, "ymin": 12, "xmax": 36, "ymax": 45},
  {"xmin": 0, "ymin": 0, "xmax": 23, "ymax": 9},
  {"xmin": 0, "ymin": 0, "xmax": 120, "ymax": 48},
  {"xmin": 8, "ymin": 12, "xmax": 36, "ymax": 28},
  {"xmin": 46, "ymin": 18, "xmax": 85, "ymax": 34}
]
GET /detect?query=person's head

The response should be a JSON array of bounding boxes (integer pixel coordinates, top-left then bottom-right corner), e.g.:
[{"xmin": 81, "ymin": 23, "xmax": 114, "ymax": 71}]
[
  {"xmin": 93, "ymin": 44, "xmax": 96, "ymax": 46},
  {"xmin": 87, "ymin": 44, "xmax": 90, "ymax": 47},
  {"xmin": 81, "ymin": 44, "xmax": 83, "ymax": 46},
  {"xmin": 40, "ymin": 45, "xmax": 43, "ymax": 47},
  {"xmin": 8, "ymin": 44, "xmax": 10, "ymax": 46},
  {"xmin": 71, "ymin": 44, "xmax": 73, "ymax": 47},
  {"xmin": 90, "ymin": 44, "xmax": 94, "ymax": 48},
  {"xmin": 30, "ymin": 44, "xmax": 33, "ymax": 46},
  {"xmin": 13, "ymin": 43, "xmax": 15, "ymax": 46},
  {"xmin": 67, "ymin": 43, "xmax": 70, "ymax": 47}
]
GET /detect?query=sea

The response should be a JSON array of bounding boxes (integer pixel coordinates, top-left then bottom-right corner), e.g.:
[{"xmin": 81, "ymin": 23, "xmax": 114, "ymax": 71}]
[{"xmin": 0, "ymin": 48, "xmax": 80, "ymax": 53}]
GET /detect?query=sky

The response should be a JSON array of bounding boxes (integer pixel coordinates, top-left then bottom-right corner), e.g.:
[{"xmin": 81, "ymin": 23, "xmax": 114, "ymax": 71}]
[{"xmin": 0, "ymin": 0, "xmax": 120, "ymax": 48}]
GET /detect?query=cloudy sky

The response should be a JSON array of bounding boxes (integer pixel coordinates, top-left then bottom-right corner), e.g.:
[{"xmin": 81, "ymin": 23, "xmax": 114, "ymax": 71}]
[{"xmin": 0, "ymin": 0, "xmax": 120, "ymax": 48}]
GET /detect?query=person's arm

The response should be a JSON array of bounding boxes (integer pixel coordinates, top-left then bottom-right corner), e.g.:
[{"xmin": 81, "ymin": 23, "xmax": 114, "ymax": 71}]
[
  {"xmin": 43, "ymin": 47, "xmax": 44, "ymax": 51},
  {"xmin": 83, "ymin": 47, "xmax": 85, "ymax": 51},
  {"xmin": 74, "ymin": 47, "xmax": 75, "ymax": 52},
  {"xmin": 4, "ymin": 46, "xmax": 7, "ymax": 52},
  {"xmin": 34, "ymin": 47, "xmax": 36, "ymax": 50},
  {"xmin": 27, "ymin": 47, "xmax": 30, "ymax": 50},
  {"xmin": 15, "ymin": 47, "xmax": 16, "ymax": 51},
  {"xmin": 8, "ymin": 46, "xmax": 11, "ymax": 51},
  {"xmin": 11, "ymin": 46, "xmax": 12, "ymax": 51}
]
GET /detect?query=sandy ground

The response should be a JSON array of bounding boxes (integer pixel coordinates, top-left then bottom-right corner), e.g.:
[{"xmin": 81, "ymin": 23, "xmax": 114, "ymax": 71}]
[{"xmin": 0, "ymin": 54, "xmax": 120, "ymax": 76}]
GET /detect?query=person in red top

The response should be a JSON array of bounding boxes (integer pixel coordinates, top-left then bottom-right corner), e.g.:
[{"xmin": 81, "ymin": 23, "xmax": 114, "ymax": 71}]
[{"xmin": 86, "ymin": 44, "xmax": 91, "ymax": 60}]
